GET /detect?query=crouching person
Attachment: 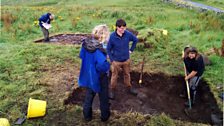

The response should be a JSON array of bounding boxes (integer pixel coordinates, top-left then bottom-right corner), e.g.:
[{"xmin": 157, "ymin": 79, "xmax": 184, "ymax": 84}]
[
  {"xmin": 182, "ymin": 46, "xmax": 205, "ymax": 106},
  {"xmin": 39, "ymin": 13, "xmax": 54, "ymax": 42},
  {"xmin": 78, "ymin": 24, "xmax": 110, "ymax": 122}
]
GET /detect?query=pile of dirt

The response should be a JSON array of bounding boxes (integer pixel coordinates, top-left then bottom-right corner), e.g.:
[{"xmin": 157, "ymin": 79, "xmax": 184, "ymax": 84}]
[
  {"xmin": 34, "ymin": 34, "xmax": 91, "ymax": 45},
  {"xmin": 64, "ymin": 71, "xmax": 222, "ymax": 125}
]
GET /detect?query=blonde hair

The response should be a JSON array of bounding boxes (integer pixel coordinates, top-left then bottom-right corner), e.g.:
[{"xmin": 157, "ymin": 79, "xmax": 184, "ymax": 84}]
[
  {"xmin": 92, "ymin": 24, "xmax": 110, "ymax": 43},
  {"xmin": 50, "ymin": 14, "xmax": 54, "ymax": 20}
]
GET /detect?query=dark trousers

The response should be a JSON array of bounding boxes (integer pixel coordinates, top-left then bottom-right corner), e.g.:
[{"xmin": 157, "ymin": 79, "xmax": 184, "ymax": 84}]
[
  {"xmin": 189, "ymin": 76, "xmax": 201, "ymax": 104},
  {"xmin": 182, "ymin": 76, "xmax": 201, "ymax": 104},
  {"xmin": 83, "ymin": 74, "xmax": 110, "ymax": 120},
  {"xmin": 41, "ymin": 27, "xmax": 49, "ymax": 41}
]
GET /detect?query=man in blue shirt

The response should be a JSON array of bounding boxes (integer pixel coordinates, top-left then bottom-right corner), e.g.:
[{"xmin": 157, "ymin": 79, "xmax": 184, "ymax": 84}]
[
  {"xmin": 39, "ymin": 13, "xmax": 54, "ymax": 42},
  {"xmin": 107, "ymin": 19, "xmax": 138, "ymax": 99}
]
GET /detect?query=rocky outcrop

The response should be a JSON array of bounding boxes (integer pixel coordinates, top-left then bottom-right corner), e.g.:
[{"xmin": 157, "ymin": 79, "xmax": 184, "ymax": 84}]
[{"xmin": 163, "ymin": 0, "xmax": 224, "ymax": 14}]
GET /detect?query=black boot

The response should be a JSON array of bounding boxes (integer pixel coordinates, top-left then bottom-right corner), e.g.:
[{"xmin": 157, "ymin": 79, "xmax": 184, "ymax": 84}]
[
  {"xmin": 84, "ymin": 117, "xmax": 92, "ymax": 122},
  {"xmin": 101, "ymin": 111, "xmax": 110, "ymax": 122},
  {"xmin": 184, "ymin": 100, "xmax": 195, "ymax": 108},
  {"xmin": 179, "ymin": 89, "xmax": 187, "ymax": 99},
  {"xmin": 109, "ymin": 89, "xmax": 115, "ymax": 100},
  {"xmin": 44, "ymin": 38, "xmax": 50, "ymax": 42},
  {"xmin": 128, "ymin": 87, "xmax": 138, "ymax": 96}
]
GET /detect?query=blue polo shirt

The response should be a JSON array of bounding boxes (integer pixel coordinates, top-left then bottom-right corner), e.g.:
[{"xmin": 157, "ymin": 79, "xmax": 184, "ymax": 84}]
[{"xmin": 107, "ymin": 30, "xmax": 138, "ymax": 62}]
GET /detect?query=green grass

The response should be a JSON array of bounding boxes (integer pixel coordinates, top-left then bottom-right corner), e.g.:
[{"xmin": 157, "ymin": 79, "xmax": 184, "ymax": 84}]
[
  {"xmin": 146, "ymin": 113, "xmax": 175, "ymax": 126},
  {"xmin": 0, "ymin": 0, "xmax": 223, "ymax": 125},
  {"xmin": 1, "ymin": 0, "xmax": 59, "ymax": 6}
]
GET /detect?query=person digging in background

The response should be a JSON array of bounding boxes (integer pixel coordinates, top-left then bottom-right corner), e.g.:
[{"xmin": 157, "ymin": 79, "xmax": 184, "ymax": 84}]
[
  {"xmin": 78, "ymin": 24, "xmax": 110, "ymax": 122},
  {"xmin": 38, "ymin": 13, "xmax": 54, "ymax": 42},
  {"xmin": 180, "ymin": 46, "xmax": 205, "ymax": 107},
  {"xmin": 107, "ymin": 19, "xmax": 138, "ymax": 100}
]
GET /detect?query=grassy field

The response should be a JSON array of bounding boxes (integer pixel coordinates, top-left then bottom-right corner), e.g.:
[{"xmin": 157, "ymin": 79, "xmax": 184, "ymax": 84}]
[{"xmin": 0, "ymin": 0, "xmax": 223, "ymax": 125}]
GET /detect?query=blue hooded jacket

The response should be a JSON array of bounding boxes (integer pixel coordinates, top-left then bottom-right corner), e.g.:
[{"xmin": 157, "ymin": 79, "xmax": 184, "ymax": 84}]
[
  {"xmin": 78, "ymin": 38, "xmax": 110, "ymax": 92},
  {"xmin": 39, "ymin": 13, "xmax": 51, "ymax": 28}
]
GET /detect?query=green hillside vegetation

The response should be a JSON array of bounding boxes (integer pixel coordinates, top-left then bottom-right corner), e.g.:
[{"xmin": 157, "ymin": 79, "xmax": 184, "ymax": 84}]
[{"xmin": 0, "ymin": 0, "xmax": 223, "ymax": 125}]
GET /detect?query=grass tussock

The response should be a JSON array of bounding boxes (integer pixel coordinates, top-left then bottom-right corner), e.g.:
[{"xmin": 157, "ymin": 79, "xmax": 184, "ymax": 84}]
[
  {"xmin": 146, "ymin": 113, "xmax": 175, "ymax": 126},
  {"xmin": 1, "ymin": 12, "xmax": 17, "ymax": 31}
]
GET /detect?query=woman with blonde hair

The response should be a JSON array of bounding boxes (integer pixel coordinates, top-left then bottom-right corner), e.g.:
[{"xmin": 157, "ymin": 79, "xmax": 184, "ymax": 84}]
[
  {"xmin": 78, "ymin": 24, "xmax": 110, "ymax": 122},
  {"xmin": 92, "ymin": 24, "xmax": 110, "ymax": 44}
]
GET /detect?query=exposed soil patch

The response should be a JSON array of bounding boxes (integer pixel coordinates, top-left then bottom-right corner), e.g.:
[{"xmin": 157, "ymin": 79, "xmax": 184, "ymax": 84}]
[
  {"xmin": 34, "ymin": 33, "xmax": 152, "ymax": 51},
  {"xmin": 34, "ymin": 33, "xmax": 91, "ymax": 45},
  {"xmin": 34, "ymin": 28, "xmax": 139, "ymax": 45},
  {"xmin": 64, "ymin": 71, "xmax": 222, "ymax": 125},
  {"xmin": 34, "ymin": 34, "xmax": 222, "ymax": 125}
]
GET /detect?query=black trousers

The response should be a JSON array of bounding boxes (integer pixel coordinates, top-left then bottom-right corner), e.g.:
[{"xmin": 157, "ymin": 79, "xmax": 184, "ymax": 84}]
[{"xmin": 83, "ymin": 74, "xmax": 110, "ymax": 120}]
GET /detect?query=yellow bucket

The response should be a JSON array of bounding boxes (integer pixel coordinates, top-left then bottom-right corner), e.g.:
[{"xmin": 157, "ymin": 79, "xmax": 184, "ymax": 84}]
[
  {"xmin": 27, "ymin": 98, "xmax": 47, "ymax": 119},
  {"xmin": 0, "ymin": 118, "xmax": 10, "ymax": 126}
]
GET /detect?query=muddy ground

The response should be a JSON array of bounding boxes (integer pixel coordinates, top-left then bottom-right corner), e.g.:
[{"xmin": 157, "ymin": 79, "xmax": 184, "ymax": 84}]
[
  {"xmin": 64, "ymin": 71, "xmax": 222, "ymax": 125},
  {"xmin": 34, "ymin": 34, "xmax": 222, "ymax": 125},
  {"xmin": 34, "ymin": 33, "xmax": 91, "ymax": 45},
  {"xmin": 34, "ymin": 29, "xmax": 139, "ymax": 45}
]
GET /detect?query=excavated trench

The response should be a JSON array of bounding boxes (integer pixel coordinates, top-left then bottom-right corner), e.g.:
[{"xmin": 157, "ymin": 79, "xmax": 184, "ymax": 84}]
[
  {"xmin": 35, "ymin": 33, "xmax": 222, "ymax": 125},
  {"xmin": 34, "ymin": 33, "xmax": 91, "ymax": 45},
  {"xmin": 64, "ymin": 71, "xmax": 222, "ymax": 125}
]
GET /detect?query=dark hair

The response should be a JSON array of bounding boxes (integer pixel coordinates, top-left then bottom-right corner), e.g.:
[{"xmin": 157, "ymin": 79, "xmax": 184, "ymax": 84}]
[
  {"xmin": 187, "ymin": 47, "xmax": 198, "ymax": 54},
  {"xmin": 116, "ymin": 19, "xmax": 126, "ymax": 27},
  {"xmin": 183, "ymin": 45, "xmax": 190, "ymax": 59},
  {"xmin": 185, "ymin": 46, "xmax": 201, "ymax": 59},
  {"xmin": 184, "ymin": 45, "xmax": 190, "ymax": 52}
]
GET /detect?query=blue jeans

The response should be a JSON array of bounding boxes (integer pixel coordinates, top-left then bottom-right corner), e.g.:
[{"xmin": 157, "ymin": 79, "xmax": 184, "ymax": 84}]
[
  {"xmin": 189, "ymin": 76, "xmax": 201, "ymax": 104},
  {"xmin": 181, "ymin": 75, "xmax": 201, "ymax": 104},
  {"xmin": 83, "ymin": 74, "xmax": 110, "ymax": 121}
]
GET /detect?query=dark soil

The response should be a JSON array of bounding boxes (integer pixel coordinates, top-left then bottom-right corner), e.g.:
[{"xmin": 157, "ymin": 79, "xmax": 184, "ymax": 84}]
[
  {"xmin": 34, "ymin": 33, "xmax": 91, "ymax": 45},
  {"xmin": 34, "ymin": 33, "xmax": 222, "ymax": 125},
  {"xmin": 34, "ymin": 32, "xmax": 153, "ymax": 50},
  {"xmin": 34, "ymin": 29, "xmax": 139, "ymax": 45},
  {"xmin": 64, "ymin": 71, "xmax": 222, "ymax": 125}
]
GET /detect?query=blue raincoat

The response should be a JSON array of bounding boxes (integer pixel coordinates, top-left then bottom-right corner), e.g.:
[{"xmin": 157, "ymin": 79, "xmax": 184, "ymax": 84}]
[{"xmin": 78, "ymin": 39, "xmax": 110, "ymax": 93}]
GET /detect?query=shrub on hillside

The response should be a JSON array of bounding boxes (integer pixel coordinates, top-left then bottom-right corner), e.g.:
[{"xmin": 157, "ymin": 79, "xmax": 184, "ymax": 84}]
[{"xmin": 1, "ymin": 12, "xmax": 17, "ymax": 31}]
